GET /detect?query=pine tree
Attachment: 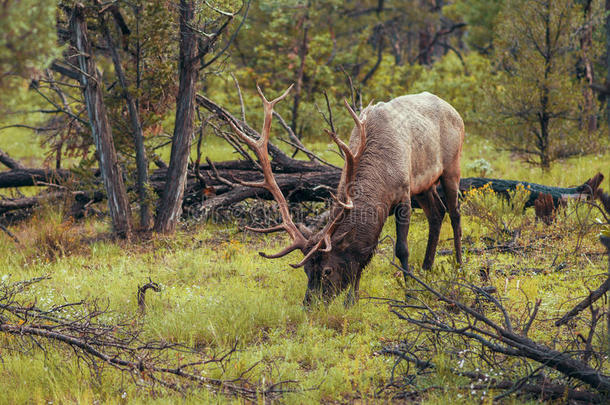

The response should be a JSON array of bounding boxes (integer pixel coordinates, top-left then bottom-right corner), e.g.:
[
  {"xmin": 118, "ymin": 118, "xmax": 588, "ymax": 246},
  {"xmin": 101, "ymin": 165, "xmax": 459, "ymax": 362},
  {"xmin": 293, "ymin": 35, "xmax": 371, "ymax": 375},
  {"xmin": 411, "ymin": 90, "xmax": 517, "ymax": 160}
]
[{"xmin": 491, "ymin": 0, "xmax": 594, "ymax": 168}]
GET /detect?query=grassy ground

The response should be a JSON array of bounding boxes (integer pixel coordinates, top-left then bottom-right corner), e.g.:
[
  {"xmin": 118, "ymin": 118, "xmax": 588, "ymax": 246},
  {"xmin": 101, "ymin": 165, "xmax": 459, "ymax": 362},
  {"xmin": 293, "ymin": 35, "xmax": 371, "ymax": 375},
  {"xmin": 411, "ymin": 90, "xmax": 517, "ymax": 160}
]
[{"xmin": 0, "ymin": 128, "xmax": 609, "ymax": 404}]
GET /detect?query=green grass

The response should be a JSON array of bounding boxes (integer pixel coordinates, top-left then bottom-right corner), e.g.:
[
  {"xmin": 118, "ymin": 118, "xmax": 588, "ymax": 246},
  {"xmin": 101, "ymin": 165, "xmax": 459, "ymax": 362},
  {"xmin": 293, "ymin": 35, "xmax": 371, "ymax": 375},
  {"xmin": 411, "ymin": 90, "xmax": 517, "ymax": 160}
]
[
  {"xmin": 0, "ymin": 127, "xmax": 48, "ymax": 167},
  {"xmin": 0, "ymin": 129, "xmax": 609, "ymax": 404}
]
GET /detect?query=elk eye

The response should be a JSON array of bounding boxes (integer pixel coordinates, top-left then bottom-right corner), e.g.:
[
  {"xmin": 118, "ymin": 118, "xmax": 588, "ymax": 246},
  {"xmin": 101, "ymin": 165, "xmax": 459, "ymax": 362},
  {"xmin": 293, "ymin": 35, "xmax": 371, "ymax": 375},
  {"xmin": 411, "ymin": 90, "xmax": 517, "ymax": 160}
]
[{"xmin": 323, "ymin": 267, "xmax": 332, "ymax": 277}]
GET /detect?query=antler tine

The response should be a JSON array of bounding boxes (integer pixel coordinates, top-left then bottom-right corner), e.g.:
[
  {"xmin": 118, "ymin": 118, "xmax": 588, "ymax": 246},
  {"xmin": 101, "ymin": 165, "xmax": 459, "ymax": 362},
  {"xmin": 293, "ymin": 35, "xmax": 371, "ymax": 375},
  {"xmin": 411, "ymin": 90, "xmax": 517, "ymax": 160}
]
[
  {"xmin": 323, "ymin": 97, "xmax": 370, "ymax": 212},
  {"xmin": 256, "ymin": 83, "xmax": 293, "ymax": 108},
  {"xmin": 227, "ymin": 84, "xmax": 308, "ymax": 259},
  {"xmin": 290, "ymin": 211, "xmax": 343, "ymax": 268},
  {"xmin": 257, "ymin": 84, "xmax": 294, "ymax": 148},
  {"xmin": 343, "ymin": 98, "xmax": 367, "ymax": 159}
]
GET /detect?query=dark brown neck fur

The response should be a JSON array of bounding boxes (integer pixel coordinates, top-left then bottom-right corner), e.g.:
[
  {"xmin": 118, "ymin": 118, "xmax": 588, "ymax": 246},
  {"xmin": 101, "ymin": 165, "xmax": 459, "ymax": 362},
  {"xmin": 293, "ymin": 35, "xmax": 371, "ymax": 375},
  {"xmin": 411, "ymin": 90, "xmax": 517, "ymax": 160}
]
[{"xmin": 331, "ymin": 192, "xmax": 392, "ymax": 270}]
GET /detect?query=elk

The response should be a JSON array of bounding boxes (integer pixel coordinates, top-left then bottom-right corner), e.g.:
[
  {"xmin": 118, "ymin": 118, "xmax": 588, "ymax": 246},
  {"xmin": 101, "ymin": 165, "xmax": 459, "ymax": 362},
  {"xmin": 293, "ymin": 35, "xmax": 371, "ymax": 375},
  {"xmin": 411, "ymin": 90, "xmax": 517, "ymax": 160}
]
[{"xmin": 228, "ymin": 85, "xmax": 464, "ymax": 305}]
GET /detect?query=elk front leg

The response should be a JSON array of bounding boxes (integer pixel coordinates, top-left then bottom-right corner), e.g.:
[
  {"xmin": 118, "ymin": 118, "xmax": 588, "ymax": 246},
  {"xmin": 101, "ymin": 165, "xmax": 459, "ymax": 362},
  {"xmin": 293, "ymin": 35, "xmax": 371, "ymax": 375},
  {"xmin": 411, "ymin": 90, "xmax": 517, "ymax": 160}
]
[
  {"xmin": 415, "ymin": 187, "xmax": 446, "ymax": 270},
  {"xmin": 394, "ymin": 200, "xmax": 411, "ymax": 280}
]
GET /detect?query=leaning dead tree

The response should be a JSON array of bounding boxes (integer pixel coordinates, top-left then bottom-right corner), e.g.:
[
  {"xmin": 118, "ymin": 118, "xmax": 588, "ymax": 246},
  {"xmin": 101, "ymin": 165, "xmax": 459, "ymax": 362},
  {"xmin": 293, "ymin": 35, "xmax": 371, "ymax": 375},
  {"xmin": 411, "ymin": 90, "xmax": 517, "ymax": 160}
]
[{"xmin": 70, "ymin": 3, "xmax": 133, "ymax": 237}]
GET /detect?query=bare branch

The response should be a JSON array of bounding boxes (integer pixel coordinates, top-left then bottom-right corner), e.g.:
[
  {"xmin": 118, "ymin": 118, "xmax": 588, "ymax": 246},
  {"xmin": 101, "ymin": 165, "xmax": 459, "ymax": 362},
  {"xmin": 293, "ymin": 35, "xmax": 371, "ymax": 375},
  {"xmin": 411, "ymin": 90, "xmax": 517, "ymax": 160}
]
[{"xmin": 0, "ymin": 149, "xmax": 25, "ymax": 170}]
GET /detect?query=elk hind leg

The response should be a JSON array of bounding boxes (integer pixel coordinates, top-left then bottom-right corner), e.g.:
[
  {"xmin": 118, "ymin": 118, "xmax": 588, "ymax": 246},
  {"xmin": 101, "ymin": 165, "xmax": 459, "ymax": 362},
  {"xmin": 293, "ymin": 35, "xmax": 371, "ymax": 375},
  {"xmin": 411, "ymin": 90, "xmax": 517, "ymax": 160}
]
[
  {"xmin": 415, "ymin": 187, "xmax": 446, "ymax": 270},
  {"xmin": 440, "ymin": 173, "xmax": 462, "ymax": 266}
]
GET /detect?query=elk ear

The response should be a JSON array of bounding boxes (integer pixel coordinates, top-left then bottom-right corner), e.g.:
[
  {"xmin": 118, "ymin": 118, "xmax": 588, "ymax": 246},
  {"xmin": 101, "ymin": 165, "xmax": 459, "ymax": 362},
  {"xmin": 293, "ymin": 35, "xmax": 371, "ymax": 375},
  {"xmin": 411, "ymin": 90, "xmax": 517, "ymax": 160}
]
[
  {"xmin": 333, "ymin": 229, "xmax": 357, "ymax": 251},
  {"xmin": 297, "ymin": 223, "xmax": 314, "ymax": 239}
]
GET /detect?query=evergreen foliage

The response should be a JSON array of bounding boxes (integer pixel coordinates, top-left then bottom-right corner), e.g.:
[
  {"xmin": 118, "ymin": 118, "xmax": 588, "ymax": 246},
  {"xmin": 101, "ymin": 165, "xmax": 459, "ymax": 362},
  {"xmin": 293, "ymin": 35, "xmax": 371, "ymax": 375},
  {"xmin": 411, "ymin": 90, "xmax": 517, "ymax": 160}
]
[
  {"xmin": 490, "ymin": 0, "xmax": 601, "ymax": 168},
  {"xmin": 0, "ymin": 0, "xmax": 608, "ymax": 168}
]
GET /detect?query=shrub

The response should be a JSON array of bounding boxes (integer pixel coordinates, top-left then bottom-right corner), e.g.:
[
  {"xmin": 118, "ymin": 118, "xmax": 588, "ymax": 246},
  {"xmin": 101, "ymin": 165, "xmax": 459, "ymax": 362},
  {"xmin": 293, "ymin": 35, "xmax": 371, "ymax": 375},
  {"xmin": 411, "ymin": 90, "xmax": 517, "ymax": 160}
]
[{"xmin": 462, "ymin": 183, "xmax": 532, "ymax": 242}]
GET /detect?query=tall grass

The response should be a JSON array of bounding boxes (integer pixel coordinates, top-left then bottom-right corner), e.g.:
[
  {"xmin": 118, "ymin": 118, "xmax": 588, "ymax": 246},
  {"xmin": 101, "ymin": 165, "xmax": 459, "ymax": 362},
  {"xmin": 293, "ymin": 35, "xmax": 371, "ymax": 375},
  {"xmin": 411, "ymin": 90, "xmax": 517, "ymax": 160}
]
[{"xmin": 0, "ymin": 130, "xmax": 608, "ymax": 403}]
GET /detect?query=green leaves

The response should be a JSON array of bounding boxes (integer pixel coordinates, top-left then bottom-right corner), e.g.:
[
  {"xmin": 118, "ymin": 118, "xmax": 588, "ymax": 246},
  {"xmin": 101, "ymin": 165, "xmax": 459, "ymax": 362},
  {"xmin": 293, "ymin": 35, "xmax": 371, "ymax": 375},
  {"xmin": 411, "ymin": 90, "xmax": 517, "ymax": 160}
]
[{"xmin": 0, "ymin": 0, "xmax": 60, "ymax": 110}]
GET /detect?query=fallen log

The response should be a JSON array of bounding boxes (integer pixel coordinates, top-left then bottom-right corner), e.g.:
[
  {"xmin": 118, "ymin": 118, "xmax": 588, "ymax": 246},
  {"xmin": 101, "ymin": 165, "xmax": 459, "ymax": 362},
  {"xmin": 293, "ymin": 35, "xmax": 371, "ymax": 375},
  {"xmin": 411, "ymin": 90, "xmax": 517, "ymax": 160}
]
[
  {"xmin": 0, "ymin": 168, "xmax": 73, "ymax": 188},
  {"xmin": 194, "ymin": 169, "xmax": 342, "ymax": 214},
  {"xmin": 460, "ymin": 173, "xmax": 604, "ymax": 208},
  {"xmin": 1, "ymin": 161, "xmax": 602, "ymax": 223},
  {"xmin": 0, "ymin": 149, "xmax": 25, "ymax": 170},
  {"xmin": 0, "ymin": 192, "xmax": 66, "ymax": 214},
  {"xmin": 192, "ymin": 169, "xmax": 603, "ymax": 213},
  {"xmin": 0, "ymin": 191, "xmax": 104, "ymax": 216}
]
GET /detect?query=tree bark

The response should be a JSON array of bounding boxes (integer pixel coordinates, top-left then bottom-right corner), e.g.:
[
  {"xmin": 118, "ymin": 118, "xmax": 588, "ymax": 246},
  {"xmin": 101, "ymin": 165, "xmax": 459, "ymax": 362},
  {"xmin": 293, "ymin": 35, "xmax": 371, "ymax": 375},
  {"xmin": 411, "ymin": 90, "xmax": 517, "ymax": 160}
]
[
  {"xmin": 290, "ymin": 5, "xmax": 310, "ymax": 136},
  {"xmin": 154, "ymin": 0, "xmax": 200, "ymax": 234},
  {"xmin": 70, "ymin": 3, "xmax": 132, "ymax": 238},
  {"xmin": 581, "ymin": 0, "xmax": 597, "ymax": 133},
  {"xmin": 100, "ymin": 10, "xmax": 151, "ymax": 230},
  {"xmin": 606, "ymin": 0, "xmax": 610, "ymax": 138},
  {"xmin": 0, "ymin": 149, "xmax": 25, "ymax": 170}
]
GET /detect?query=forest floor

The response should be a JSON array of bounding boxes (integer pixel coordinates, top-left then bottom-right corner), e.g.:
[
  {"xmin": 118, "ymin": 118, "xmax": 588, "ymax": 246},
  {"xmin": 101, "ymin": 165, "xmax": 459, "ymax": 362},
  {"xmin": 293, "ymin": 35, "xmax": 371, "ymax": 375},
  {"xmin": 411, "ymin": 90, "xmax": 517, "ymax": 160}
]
[{"xmin": 0, "ymin": 130, "xmax": 609, "ymax": 404}]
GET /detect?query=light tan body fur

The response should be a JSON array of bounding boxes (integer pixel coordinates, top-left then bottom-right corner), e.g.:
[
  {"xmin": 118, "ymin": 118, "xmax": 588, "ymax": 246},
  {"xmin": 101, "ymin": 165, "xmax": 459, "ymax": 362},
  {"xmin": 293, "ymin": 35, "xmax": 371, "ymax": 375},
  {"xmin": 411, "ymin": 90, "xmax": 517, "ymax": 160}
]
[{"xmin": 343, "ymin": 92, "xmax": 463, "ymax": 208}]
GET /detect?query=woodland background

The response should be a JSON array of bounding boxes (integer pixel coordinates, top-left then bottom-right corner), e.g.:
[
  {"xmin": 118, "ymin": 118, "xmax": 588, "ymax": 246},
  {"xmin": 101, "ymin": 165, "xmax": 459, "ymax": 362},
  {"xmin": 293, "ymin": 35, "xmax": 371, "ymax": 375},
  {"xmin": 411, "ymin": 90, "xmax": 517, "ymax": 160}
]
[{"xmin": 0, "ymin": 0, "xmax": 610, "ymax": 404}]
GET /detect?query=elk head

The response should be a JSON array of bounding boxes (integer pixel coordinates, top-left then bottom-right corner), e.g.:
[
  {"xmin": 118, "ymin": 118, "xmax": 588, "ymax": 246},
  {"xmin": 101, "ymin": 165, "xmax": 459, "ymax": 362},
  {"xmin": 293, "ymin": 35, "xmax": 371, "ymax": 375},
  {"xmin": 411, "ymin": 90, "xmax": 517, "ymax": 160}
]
[{"xmin": 227, "ymin": 84, "xmax": 368, "ymax": 305}]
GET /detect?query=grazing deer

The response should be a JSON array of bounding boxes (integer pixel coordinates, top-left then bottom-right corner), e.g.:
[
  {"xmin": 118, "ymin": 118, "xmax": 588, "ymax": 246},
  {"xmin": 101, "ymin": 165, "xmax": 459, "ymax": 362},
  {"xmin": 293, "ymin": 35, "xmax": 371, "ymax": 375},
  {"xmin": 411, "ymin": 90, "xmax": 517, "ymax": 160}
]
[{"xmin": 228, "ymin": 85, "xmax": 464, "ymax": 305}]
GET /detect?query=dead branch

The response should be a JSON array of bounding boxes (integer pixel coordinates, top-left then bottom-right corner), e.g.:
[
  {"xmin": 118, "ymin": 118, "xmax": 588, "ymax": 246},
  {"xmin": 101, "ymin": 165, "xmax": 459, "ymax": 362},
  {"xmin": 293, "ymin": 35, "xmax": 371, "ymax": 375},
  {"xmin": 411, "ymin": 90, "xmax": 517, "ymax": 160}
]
[
  {"xmin": 555, "ymin": 278, "xmax": 610, "ymax": 326},
  {"xmin": 229, "ymin": 72, "xmax": 246, "ymax": 123},
  {"xmin": 382, "ymin": 243, "xmax": 610, "ymax": 399},
  {"xmin": 0, "ymin": 276, "xmax": 297, "ymax": 399},
  {"xmin": 0, "ymin": 149, "xmax": 25, "ymax": 170},
  {"xmin": 0, "ymin": 222, "xmax": 20, "ymax": 243},
  {"xmin": 380, "ymin": 348, "xmax": 604, "ymax": 403},
  {"xmin": 137, "ymin": 279, "xmax": 160, "ymax": 313},
  {"xmin": 195, "ymin": 93, "xmax": 325, "ymax": 173}
]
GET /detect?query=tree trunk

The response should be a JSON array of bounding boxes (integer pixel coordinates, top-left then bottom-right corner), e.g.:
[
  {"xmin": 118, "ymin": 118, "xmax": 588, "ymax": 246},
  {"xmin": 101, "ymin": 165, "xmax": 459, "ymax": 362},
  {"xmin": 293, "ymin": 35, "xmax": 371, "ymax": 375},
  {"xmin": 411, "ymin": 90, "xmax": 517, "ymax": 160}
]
[
  {"xmin": 290, "ymin": 6, "xmax": 310, "ymax": 137},
  {"xmin": 602, "ymin": 236, "xmax": 610, "ymax": 357},
  {"xmin": 581, "ymin": 0, "xmax": 597, "ymax": 133},
  {"xmin": 154, "ymin": 0, "xmax": 200, "ymax": 234},
  {"xmin": 70, "ymin": 4, "xmax": 132, "ymax": 238},
  {"xmin": 606, "ymin": 0, "xmax": 610, "ymax": 139},
  {"xmin": 100, "ymin": 11, "xmax": 151, "ymax": 230},
  {"xmin": 606, "ymin": 0, "xmax": 610, "ymax": 138}
]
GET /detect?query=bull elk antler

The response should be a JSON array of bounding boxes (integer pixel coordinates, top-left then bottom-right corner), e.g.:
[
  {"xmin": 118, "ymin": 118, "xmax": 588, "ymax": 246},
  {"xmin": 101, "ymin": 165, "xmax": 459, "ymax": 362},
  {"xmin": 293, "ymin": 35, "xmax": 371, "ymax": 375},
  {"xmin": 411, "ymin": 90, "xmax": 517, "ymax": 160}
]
[
  {"xmin": 226, "ymin": 84, "xmax": 308, "ymax": 260},
  {"xmin": 227, "ymin": 85, "xmax": 368, "ymax": 268},
  {"xmin": 325, "ymin": 99, "xmax": 368, "ymax": 210}
]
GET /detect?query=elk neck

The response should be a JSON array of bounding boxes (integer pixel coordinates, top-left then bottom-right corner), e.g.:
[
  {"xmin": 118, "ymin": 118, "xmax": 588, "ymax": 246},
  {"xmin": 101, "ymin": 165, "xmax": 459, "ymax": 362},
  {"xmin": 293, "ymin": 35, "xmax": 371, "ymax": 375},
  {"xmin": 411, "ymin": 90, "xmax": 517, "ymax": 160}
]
[{"xmin": 330, "ymin": 181, "xmax": 392, "ymax": 262}]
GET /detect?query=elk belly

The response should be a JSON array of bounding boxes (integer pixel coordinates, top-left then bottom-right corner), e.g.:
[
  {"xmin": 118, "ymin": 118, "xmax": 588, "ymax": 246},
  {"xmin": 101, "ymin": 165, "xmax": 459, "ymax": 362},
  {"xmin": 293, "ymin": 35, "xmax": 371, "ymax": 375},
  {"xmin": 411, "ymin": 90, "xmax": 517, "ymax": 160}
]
[{"xmin": 410, "ymin": 164, "xmax": 443, "ymax": 195}]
